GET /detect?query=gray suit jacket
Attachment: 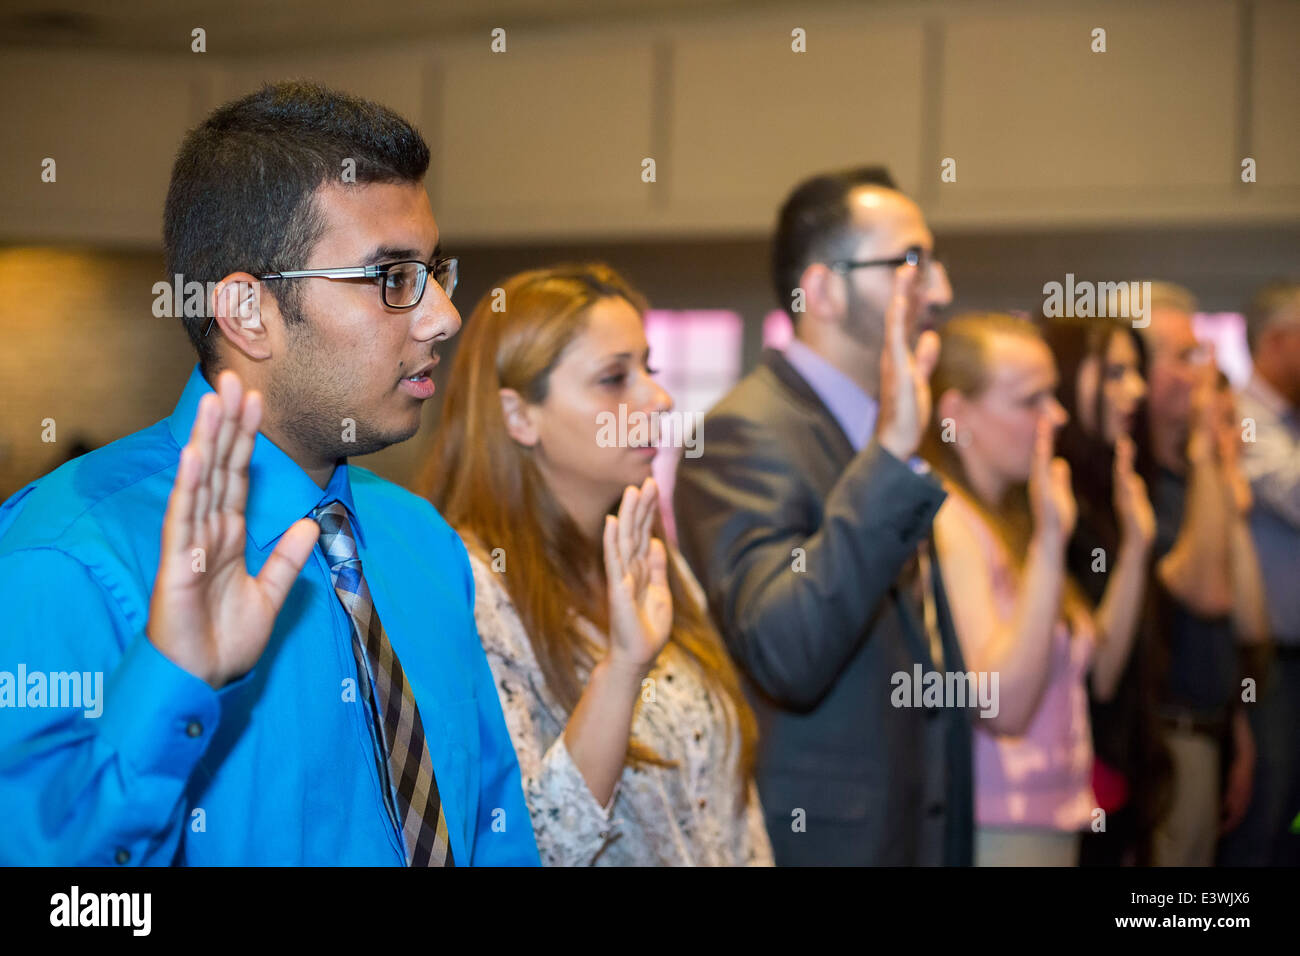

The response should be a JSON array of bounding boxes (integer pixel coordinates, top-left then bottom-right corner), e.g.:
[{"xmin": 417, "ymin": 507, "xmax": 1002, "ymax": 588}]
[{"xmin": 673, "ymin": 348, "xmax": 974, "ymax": 865}]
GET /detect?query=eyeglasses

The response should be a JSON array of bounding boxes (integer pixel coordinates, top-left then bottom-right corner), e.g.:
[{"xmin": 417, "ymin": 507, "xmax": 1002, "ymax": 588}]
[
  {"xmin": 259, "ymin": 256, "xmax": 458, "ymax": 309},
  {"xmin": 203, "ymin": 256, "xmax": 458, "ymax": 336},
  {"xmin": 829, "ymin": 246, "xmax": 942, "ymax": 277}
]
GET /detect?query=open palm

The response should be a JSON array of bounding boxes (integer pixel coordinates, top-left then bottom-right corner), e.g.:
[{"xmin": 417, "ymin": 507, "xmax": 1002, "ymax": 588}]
[
  {"xmin": 147, "ymin": 372, "xmax": 320, "ymax": 689},
  {"xmin": 602, "ymin": 478, "xmax": 672, "ymax": 673}
]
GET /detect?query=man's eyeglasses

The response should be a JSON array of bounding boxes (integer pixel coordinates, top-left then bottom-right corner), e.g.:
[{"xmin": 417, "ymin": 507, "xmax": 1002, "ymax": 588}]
[
  {"xmin": 203, "ymin": 256, "xmax": 458, "ymax": 336},
  {"xmin": 260, "ymin": 256, "xmax": 458, "ymax": 309},
  {"xmin": 829, "ymin": 246, "xmax": 941, "ymax": 277}
]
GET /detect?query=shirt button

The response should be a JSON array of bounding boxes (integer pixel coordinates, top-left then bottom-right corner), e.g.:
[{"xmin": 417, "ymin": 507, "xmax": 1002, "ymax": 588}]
[
  {"xmin": 185, "ymin": 720, "xmax": 203, "ymax": 738},
  {"xmin": 114, "ymin": 848, "xmax": 130, "ymax": 864},
  {"xmin": 926, "ymin": 802, "xmax": 945, "ymax": 818},
  {"xmin": 698, "ymin": 798, "xmax": 707, "ymax": 808}
]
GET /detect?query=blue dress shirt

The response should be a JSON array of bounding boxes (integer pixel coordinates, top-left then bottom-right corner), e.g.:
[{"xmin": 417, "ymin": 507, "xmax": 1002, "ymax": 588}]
[{"xmin": 0, "ymin": 364, "xmax": 540, "ymax": 866}]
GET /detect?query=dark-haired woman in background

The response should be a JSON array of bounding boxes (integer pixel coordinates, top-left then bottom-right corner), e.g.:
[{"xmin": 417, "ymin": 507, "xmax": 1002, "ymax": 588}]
[
  {"xmin": 422, "ymin": 263, "xmax": 772, "ymax": 866},
  {"xmin": 1042, "ymin": 316, "xmax": 1173, "ymax": 865}
]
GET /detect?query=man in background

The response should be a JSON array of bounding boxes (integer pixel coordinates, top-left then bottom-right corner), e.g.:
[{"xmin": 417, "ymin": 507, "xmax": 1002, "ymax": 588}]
[
  {"xmin": 674, "ymin": 167, "xmax": 973, "ymax": 865},
  {"xmin": 1140, "ymin": 282, "xmax": 1270, "ymax": 866},
  {"xmin": 1219, "ymin": 280, "xmax": 1300, "ymax": 866}
]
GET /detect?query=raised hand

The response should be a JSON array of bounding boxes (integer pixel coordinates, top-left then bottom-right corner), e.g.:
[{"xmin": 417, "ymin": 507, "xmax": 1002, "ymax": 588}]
[
  {"xmin": 1112, "ymin": 434, "xmax": 1156, "ymax": 549},
  {"xmin": 1185, "ymin": 345, "xmax": 1219, "ymax": 465},
  {"xmin": 601, "ymin": 478, "xmax": 672, "ymax": 676},
  {"xmin": 1214, "ymin": 392, "xmax": 1254, "ymax": 516},
  {"xmin": 147, "ymin": 371, "xmax": 321, "ymax": 688},
  {"xmin": 874, "ymin": 262, "xmax": 941, "ymax": 461},
  {"xmin": 1028, "ymin": 415, "xmax": 1076, "ymax": 547}
]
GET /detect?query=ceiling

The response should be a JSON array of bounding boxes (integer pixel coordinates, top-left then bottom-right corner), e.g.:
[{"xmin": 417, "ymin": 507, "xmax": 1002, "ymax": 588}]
[{"xmin": 0, "ymin": 0, "xmax": 782, "ymax": 54}]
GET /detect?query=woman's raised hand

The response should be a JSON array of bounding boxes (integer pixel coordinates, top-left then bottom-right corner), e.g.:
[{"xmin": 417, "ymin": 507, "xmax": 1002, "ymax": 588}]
[
  {"xmin": 1112, "ymin": 434, "xmax": 1156, "ymax": 549},
  {"xmin": 1029, "ymin": 415, "xmax": 1076, "ymax": 548},
  {"xmin": 602, "ymin": 478, "xmax": 672, "ymax": 676}
]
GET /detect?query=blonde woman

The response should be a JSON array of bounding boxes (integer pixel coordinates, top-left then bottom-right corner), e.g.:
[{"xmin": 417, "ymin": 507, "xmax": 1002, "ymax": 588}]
[
  {"xmin": 920, "ymin": 313, "xmax": 1156, "ymax": 866},
  {"xmin": 422, "ymin": 263, "xmax": 772, "ymax": 866}
]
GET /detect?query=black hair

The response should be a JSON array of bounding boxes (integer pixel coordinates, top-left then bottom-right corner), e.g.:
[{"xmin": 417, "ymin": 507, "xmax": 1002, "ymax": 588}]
[
  {"xmin": 770, "ymin": 165, "xmax": 898, "ymax": 322},
  {"xmin": 163, "ymin": 80, "xmax": 431, "ymax": 376},
  {"xmin": 1041, "ymin": 314, "xmax": 1156, "ymax": 567}
]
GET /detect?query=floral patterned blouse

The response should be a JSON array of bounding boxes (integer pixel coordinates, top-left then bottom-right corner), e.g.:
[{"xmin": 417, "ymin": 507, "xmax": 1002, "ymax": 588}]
[{"xmin": 464, "ymin": 544, "xmax": 774, "ymax": 866}]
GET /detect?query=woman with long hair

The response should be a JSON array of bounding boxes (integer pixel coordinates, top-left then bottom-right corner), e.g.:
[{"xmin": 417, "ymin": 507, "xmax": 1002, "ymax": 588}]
[
  {"xmin": 1041, "ymin": 315, "xmax": 1173, "ymax": 865},
  {"xmin": 422, "ymin": 263, "xmax": 771, "ymax": 866},
  {"xmin": 920, "ymin": 312, "xmax": 1156, "ymax": 866}
]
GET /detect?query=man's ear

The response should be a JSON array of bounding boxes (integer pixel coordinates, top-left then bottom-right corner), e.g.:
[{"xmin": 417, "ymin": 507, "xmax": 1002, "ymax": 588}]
[
  {"xmin": 210, "ymin": 273, "xmax": 272, "ymax": 361},
  {"xmin": 798, "ymin": 262, "xmax": 843, "ymax": 325},
  {"xmin": 499, "ymin": 388, "xmax": 539, "ymax": 447}
]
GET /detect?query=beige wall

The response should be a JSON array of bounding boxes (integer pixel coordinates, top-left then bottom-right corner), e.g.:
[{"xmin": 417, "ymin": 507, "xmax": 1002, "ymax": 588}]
[
  {"xmin": 1, "ymin": 0, "xmax": 1296, "ymax": 499},
  {"xmin": 1, "ymin": 0, "xmax": 1298, "ymax": 245}
]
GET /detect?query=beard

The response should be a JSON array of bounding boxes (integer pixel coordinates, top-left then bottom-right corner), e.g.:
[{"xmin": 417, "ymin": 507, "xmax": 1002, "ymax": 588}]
[
  {"xmin": 264, "ymin": 310, "xmax": 421, "ymax": 463},
  {"xmin": 268, "ymin": 385, "xmax": 414, "ymax": 461},
  {"xmin": 841, "ymin": 284, "xmax": 887, "ymax": 354},
  {"xmin": 843, "ymin": 283, "xmax": 929, "ymax": 352}
]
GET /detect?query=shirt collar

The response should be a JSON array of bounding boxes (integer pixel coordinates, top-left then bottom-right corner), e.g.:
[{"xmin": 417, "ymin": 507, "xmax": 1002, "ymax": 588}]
[
  {"xmin": 166, "ymin": 364, "xmax": 365, "ymax": 551},
  {"xmin": 783, "ymin": 338, "xmax": 877, "ymax": 452}
]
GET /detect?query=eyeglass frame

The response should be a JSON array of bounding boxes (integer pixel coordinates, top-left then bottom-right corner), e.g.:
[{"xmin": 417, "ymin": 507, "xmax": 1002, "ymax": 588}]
[
  {"xmin": 828, "ymin": 246, "xmax": 941, "ymax": 275},
  {"xmin": 202, "ymin": 256, "xmax": 459, "ymax": 336}
]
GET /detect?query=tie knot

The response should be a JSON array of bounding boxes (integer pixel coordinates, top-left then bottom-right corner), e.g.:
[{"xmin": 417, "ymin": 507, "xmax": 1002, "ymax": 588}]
[{"xmin": 311, "ymin": 500, "xmax": 358, "ymax": 571}]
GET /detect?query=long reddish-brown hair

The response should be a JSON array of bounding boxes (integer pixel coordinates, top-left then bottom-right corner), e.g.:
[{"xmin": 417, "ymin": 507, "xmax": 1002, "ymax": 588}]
[{"xmin": 422, "ymin": 263, "xmax": 757, "ymax": 791}]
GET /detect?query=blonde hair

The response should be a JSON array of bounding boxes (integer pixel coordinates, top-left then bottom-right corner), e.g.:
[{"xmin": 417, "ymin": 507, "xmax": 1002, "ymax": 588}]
[
  {"xmin": 1146, "ymin": 281, "xmax": 1198, "ymax": 316},
  {"xmin": 921, "ymin": 312, "xmax": 1091, "ymax": 620}
]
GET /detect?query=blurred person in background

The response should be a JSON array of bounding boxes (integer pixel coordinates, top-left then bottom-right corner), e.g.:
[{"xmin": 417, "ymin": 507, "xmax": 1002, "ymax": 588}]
[
  {"xmin": 1218, "ymin": 280, "xmax": 1300, "ymax": 866},
  {"xmin": 424, "ymin": 264, "xmax": 773, "ymax": 866},
  {"xmin": 1042, "ymin": 315, "xmax": 1173, "ymax": 865},
  {"xmin": 921, "ymin": 313, "xmax": 1155, "ymax": 866},
  {"xmin": 672, "ymin": 167, "xmax": 973, "ymax": 866},
  {"xmin": 1140, "ymin": 282, "xmax": 1271, "ymax": 866}
]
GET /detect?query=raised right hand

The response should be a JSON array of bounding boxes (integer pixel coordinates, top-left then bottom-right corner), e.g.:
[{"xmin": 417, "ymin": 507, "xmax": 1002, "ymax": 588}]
[
  {"xmin": 602, "ymin": 478, "xmax": 672, "ymax": 677},
  {"xmin": 1185, "ymin": 345, "xmax": 1219, "ymax": 465},
  {"xmin": 1112, "ymin": 434, "xmax": 1156, "ymax": 549},
  {"xmin": 1028, "ymin": 415, "xmax": 1076, "ymax": 547},
  {"xmin": 1213, "ymin": 391, "xmax": 1254, "ymax": 516},
  {"xmin": 874, "ymin": 262, "xmax": 941, "ymax": 462},
  {"xmin": 147, "ymin": 371, "xmax": 321, "ymax": 689}
]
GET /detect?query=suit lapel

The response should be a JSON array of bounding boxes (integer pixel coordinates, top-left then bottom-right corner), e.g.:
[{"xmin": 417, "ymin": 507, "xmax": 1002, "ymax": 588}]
[
  {"xmin": 764, "ymin": 348, "xmax": 948, "ymax": 668},
  {"xmin": 760, "ymin": 349, "xmax": 856, "ymax": 469},
  {"xmin": 763, "ymin": 347, "xmax": 949, "ymax": 671}
]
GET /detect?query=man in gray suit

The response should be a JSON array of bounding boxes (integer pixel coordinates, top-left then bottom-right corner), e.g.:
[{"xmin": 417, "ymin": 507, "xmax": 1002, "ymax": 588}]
[{"xmin": 673, "ymin": 167, "xmax": 973, "ymax": 865}]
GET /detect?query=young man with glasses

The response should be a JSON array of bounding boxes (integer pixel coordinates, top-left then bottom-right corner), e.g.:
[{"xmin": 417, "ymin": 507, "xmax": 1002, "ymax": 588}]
[
  {"xmin": 0, "ymin": 82, "xmax": 540, "ymax": 866},
  {"xmin": 673, "ymin": 166, "xmax": 975, "ymax": 865}
]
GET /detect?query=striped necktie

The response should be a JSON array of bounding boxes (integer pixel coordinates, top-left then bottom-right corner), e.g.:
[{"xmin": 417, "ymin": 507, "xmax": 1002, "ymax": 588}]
[{"xmin": 311, "ymin": 500, "xmax": 454, "ymax": 867}]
